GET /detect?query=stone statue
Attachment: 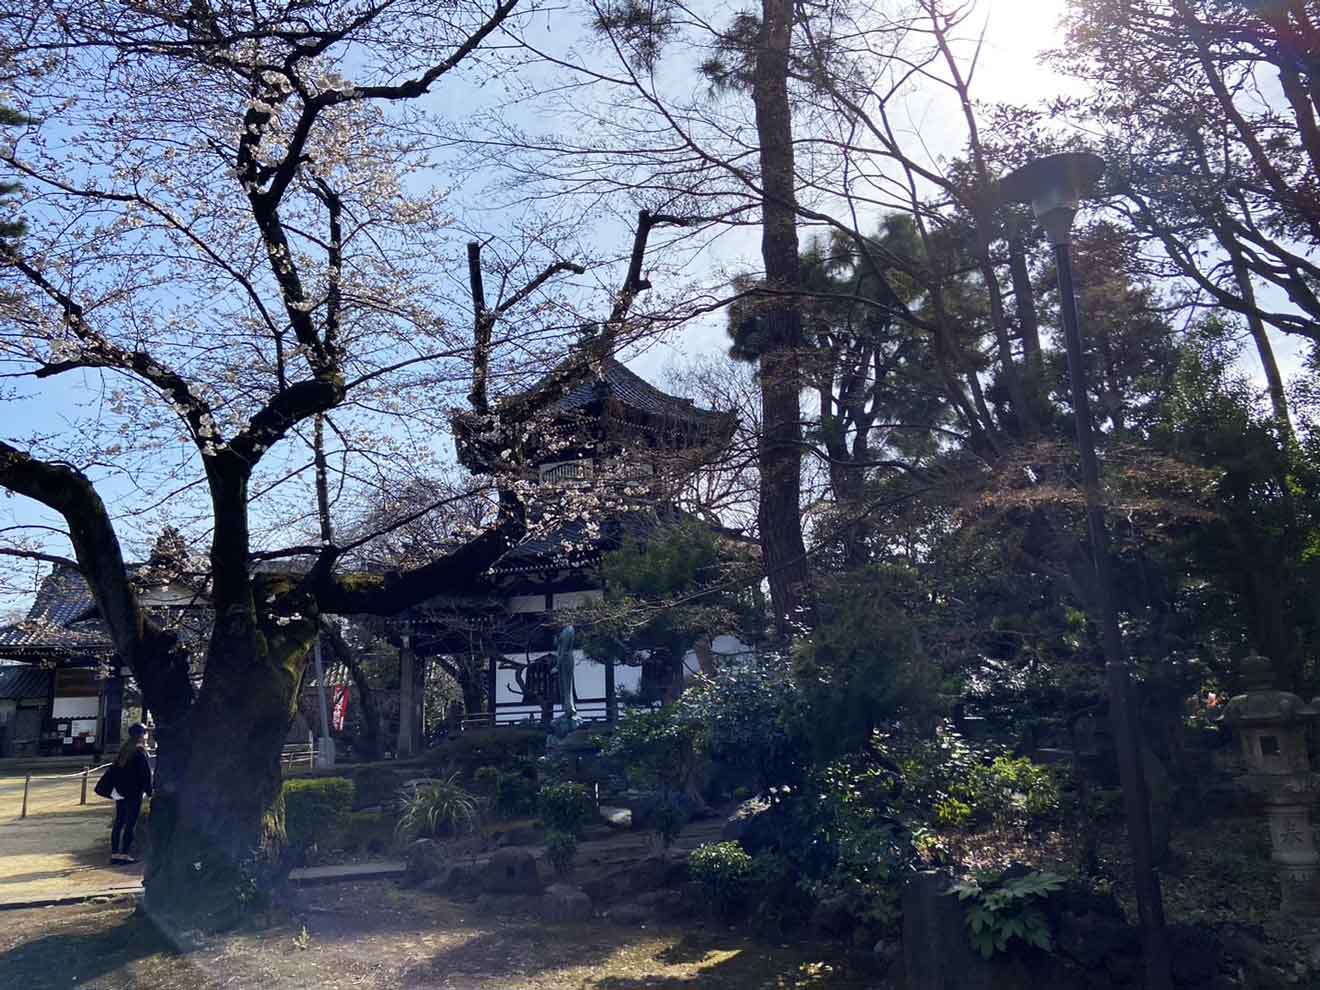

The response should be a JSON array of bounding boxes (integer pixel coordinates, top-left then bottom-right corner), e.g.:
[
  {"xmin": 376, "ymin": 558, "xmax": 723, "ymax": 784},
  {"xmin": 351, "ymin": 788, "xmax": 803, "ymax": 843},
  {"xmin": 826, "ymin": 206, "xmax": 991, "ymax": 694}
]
[{"xmin": 555, "ymin": 624, "xmax": 577, "ymax": 721}]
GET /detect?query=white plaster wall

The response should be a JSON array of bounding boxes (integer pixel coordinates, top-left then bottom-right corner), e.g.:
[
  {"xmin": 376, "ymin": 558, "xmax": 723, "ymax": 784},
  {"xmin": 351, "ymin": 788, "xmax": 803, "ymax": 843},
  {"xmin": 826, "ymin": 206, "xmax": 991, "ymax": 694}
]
[
  {"xmin": 507, "ymin": 594, "xmax": 546, "ymax": 614},
  {"xmin": 494, "ymin": 650, "xmax": 642, "ymax": 724},
  {"xmin": 52, "ymin": 697, "xmax": 99, "ymax": 719},
  {"xmin": 551, "ymin": 589, "xmax": 603, "ymax": 610}
]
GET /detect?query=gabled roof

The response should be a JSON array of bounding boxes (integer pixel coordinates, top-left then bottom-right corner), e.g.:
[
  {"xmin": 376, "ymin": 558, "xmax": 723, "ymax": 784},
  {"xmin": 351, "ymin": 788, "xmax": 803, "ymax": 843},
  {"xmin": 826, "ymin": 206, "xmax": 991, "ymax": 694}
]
[
  {"xmin": 0, "ymin": 565, "xmax": 115, "ymax": 657},
  {"xmin": 550, "ymin": 358, "xmax": 735, "ymax": 433},
  {"xmin": 487, "ymin": 507, "xmax": 703, "ymax": 577},
  {"xmin": 0, "ymin": 665, "xmax": 52, "ymax": 700}
]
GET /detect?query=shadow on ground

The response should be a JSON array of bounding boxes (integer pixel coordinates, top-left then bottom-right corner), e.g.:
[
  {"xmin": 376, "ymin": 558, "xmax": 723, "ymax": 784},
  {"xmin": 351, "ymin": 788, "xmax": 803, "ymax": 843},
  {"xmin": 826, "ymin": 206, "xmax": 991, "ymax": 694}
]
[
  {"xmin": 0, "ymin": 904, "xmax": 174, "ymax": 990},
  {"xmin": 402, "ymin": 920, "xmax": 621, "ymax": 985}
]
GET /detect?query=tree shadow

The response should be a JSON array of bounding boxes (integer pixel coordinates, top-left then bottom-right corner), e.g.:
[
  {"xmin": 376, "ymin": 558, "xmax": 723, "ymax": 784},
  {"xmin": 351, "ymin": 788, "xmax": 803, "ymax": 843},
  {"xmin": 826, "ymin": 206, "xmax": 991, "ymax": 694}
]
[
  {"xmin": 408, "ymin": 920, "xmax": 621, "ymax": 984},
  {"xmin": 0, "ymin": 907, "xmax": 176, "ymax": 990},
  {"xmin": 592, "ymin": 946, "xmax": 873, "ymax": 990}
]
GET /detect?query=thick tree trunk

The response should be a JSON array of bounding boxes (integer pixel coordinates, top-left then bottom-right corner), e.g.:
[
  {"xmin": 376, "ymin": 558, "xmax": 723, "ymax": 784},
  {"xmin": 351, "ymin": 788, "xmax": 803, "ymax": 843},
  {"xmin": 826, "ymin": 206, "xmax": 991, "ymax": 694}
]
[
  {"xmin": 753, "ymin": 0, "xmax": 810, "ymax": 629},
  {"xmin": 142, "ymin": 461, "xmax": 313, "ymax": 926},
  {"xmin": 144, "ymin": 618, "xmax": 312, "ymax": 926},
  {"xmin": 1008, "ymin": 231, "xmax": 1048, "ymax": 426}
]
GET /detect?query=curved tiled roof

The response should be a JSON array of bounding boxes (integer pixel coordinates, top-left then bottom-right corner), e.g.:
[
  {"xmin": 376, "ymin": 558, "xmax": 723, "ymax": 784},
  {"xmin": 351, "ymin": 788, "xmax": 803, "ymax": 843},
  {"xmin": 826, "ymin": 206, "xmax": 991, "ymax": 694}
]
[
  {"xmin": 550, "ymin": 358, "xmax": 735, "ymax": 432},
  {"xmin": 0, "ymin": 665, "xmax": 52, "ymax": 700},
  {"xmin": 0, "ymin": 565, "xmax": 114, "ymax": 656}
]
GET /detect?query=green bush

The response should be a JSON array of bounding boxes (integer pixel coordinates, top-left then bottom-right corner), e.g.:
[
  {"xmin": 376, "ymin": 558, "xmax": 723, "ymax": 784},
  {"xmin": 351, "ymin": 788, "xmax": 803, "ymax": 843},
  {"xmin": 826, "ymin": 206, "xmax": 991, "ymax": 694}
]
[
  {"xmin": 472, "ymin": 766, "xmax": 501, "ymax": 797},
  {"xmin": 473, "ymin": 763, "xmax": 539, "ymax": 819},
  {"xmin": 676, "ymin": 653, "xmax": 805, "ymax": 794},
  {"xmin": 952, "ymin": 869, "xmax": 1065, "ymax": 958},
  {"xmin": 654, "ymin": 796, "xmax": 687, "ymax": 848},
  {"xmin": 748, "ymin": 852, "xmax": 815, "ymax": 936},
  {"xmin": 969, "ymin": 757, "xmax": 1060, "ymax": 827},
  {"xmin": 538, "ymin": 782, "xmax": 594, "ymax": 837},
  {"xmin": 498, "ymin": 770, "xmax": 539, "ymax": 818},
  {"xmin": 394, "ymin": 774, "xmax": 478, "ymax": 841},
  {"xmin": 607, "ymin": 706, "xmax": 704, "ymax": 793},
  {"xmin": 284, "ymin": 778, "xmax": 354, "ymax": 856},
  {"xmin": 689, "ymin": 841, "xmax": 755, "ymax": 916},
  {"xmin": 545, "ymin": 829, "xmax": 578, "ymax": 876},
  {"xmin": 352, "ymin": 768, "xmax": 401, "ymax": 810},
  {"xmin": 782, "ymin": 754, "xmax": 910, "ymax": 933},
  {"xmin": 878, "ymin": 727, "xmax": 1059, "ymax": 831},
  {"xmin": 427, "ymin": 727, "xmax": 544, "ymax": 767},
  {"xmin": 337, "ymin": 810, "xmax": 395, "ymax": 854}
]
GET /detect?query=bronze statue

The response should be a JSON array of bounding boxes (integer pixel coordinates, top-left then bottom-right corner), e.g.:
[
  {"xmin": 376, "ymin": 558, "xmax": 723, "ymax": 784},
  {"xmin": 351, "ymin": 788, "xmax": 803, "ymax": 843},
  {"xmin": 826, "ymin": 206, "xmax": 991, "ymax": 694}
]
[{"xmin": 555, "ymin": 624, "xmax": 577, "ymax": 721}]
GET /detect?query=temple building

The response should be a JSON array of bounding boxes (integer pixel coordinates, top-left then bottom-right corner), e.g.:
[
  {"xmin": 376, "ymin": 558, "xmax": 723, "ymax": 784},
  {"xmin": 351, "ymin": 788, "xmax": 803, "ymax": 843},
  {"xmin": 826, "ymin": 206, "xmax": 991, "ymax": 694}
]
[{"xmin": 400, "ymin": 356, "xmax": 743, "ymax": 732}]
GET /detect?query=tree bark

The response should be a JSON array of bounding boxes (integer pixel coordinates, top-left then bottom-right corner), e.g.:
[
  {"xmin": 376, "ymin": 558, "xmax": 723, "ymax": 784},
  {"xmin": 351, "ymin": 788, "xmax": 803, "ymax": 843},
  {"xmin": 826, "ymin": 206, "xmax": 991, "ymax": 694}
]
[
  {"xmin": 752, "ymin": 0, "xmax": 810, "ymax": 629},
  {"xmin": 1229, "ymin": 249, "xmax": 1291, "ymax": 433},
  {"xmin": 1008, "ymin": 230, "xmax": 1047, "ymax": 424}
]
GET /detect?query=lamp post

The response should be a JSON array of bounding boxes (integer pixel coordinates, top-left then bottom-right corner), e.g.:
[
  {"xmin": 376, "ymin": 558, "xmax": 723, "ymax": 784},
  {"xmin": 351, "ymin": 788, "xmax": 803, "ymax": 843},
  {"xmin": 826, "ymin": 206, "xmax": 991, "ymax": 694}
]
[{"xmin": 998, "ymin": 152, "xmax": 1172, "ymax": 990}]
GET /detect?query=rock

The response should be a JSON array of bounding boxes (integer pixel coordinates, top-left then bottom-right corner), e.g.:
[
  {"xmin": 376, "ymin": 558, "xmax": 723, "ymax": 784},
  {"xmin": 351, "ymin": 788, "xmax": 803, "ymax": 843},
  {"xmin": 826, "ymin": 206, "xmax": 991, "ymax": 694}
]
[
  {"xmin": 902, "ymin": 872, "xmax": 1090, "ymax": 990},
  {"xmin": 903, "ymin": 872, "xmax": 998, "ymax": 990},
  {"xmin": 1056, "ymin": 911, "xmax": 1138, "ymax": 971},
  {"xmin": 625, "ymin": 791, "xmax": 709, "ymax": 831},
  {"xmin": 542, "ymin": 883, "xmax": 593, "ymax": 924},
  {"xmin": 598, "ymin": 805, "xmax": 632, "ymax": 829},
  {"xmin": 1043, "ymin": 882, "xmax": 1126, "ymax": 924},
  {"xmin": 630, "ymin": 853, "xmax": 689, "ymax": 894},
  {"xmin": 480, "ymin": 847, "xmax": 543, "ymax": 895},
  {"xmin": 423, "ymin": 861, "xmax": 477, "ymax": 896},
  {"xmin": 1169, "ymin": 924, "xmax": 1219, "ymax": 987},
  {"xmin": 493, "ymin": 824, "xmax": 543, "ymax": 847},
  {"xmin": 405, "ymin": 839, "xmax": 446, "ymax": 885},
  {"xmin": 720, "ymin": 798, "xmax": 781, "ymax": 855},
  {"xmin": 609, "ymin": 902, "xmax": 651, "ymax": 926}
]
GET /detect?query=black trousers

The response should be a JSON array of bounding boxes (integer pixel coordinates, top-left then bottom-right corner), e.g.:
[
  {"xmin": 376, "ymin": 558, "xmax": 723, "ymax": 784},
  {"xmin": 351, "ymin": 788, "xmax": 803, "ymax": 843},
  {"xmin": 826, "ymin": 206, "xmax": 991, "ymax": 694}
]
[{"xmin": 111, "ymin": 796, "xmax": 142, "ymax": 854}]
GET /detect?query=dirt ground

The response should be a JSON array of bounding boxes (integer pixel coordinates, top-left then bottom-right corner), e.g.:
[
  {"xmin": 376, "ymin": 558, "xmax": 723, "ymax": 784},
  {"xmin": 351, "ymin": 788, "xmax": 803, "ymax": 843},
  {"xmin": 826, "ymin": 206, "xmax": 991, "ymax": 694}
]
[
  {"xmin": 0, "ymin": 773, "xmax": 144, "ymax": 906},
  {"xmin": 0, "ymin": 880, "xmax": 880, "ymax": 990}
]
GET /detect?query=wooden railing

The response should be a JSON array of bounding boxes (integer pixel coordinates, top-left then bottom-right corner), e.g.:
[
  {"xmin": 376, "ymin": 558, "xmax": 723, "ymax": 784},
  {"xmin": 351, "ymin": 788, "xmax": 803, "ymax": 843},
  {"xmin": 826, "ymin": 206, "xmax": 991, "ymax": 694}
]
[{"xmin": 538, "ymin": 460, "xmax": 594, "ymax": 483}]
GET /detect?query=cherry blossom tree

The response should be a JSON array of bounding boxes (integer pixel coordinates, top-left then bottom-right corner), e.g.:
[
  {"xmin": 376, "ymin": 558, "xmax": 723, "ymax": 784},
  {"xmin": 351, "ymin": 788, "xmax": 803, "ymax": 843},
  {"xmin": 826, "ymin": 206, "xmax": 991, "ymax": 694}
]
[{"xmin": 0, "ymin": 0, "xmax": 672, "ymax": 924}]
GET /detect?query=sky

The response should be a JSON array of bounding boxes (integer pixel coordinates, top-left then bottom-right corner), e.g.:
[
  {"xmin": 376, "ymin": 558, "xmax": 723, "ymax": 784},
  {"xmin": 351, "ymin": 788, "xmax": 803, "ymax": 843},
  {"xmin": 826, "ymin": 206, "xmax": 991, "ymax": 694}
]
[{"xmin": 0, "ymin": 0, "xmax": 1309, "ymax": 616}]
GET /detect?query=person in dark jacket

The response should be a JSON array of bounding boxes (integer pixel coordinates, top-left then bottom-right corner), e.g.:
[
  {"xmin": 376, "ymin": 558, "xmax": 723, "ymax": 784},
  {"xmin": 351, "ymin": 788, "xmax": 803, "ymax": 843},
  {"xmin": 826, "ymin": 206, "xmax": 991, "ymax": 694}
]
[{"xmin": 109, "ymin": 722, "xmax": 152, "ymax": 865}]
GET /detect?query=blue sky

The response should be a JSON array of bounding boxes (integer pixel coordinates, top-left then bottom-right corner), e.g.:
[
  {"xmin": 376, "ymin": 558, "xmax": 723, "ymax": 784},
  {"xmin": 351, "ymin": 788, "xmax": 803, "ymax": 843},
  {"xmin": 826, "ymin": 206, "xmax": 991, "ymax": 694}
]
[{"xmin": 1, "ymin": 0, "xmax": 1309, "ymax": 615}]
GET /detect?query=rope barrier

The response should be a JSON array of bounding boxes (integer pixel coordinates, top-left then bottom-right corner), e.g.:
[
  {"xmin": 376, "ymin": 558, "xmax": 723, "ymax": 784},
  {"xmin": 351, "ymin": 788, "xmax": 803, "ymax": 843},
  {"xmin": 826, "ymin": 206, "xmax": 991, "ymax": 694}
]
[
  {"xmin": 14, "ymin": 762, "xmax": 112, "ymax": 818},
  {"xmin": 22, "ymin": 762, "xmax": 112, "ymax": 781}
]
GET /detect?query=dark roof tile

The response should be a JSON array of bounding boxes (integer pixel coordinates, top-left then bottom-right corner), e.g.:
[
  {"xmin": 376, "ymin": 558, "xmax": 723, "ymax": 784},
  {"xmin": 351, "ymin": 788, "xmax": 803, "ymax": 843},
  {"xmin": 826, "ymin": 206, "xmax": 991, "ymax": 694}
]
[
  {"xmin": 550, "ymin": 358, "xmax": 734, "ymax": 430},
  {"xmin": 0, "ymin": 665, "xmax": 52, "ymax": 700}
]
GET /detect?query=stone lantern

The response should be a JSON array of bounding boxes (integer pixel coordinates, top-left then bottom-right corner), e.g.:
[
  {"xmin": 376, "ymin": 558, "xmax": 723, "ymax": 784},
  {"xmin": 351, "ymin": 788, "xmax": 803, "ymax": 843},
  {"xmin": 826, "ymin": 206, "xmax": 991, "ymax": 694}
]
[{"xmin": 1221, "ymin": 654, "xmax": 1320, "ymax": 912}]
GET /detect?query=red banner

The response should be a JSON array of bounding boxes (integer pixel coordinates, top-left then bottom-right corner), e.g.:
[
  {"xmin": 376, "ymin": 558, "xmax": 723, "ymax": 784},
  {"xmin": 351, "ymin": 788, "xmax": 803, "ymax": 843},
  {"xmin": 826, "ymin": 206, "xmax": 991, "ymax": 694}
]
[{"xmin": 331, "ymin": 684, "xmax": 350, "ymax": 732}]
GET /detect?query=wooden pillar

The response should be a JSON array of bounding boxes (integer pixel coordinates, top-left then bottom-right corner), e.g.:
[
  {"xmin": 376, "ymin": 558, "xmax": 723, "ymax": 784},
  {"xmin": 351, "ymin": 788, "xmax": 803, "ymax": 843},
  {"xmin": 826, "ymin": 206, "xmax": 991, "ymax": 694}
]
[
  {"xmin": 101, "ymin": 669, "xmax": 124, "ymax": 749},
  {"xmin": 540, "ymin": 649, "xmax": 553, "ymax": 728},
  {"xmin": 398, "ymin": 634, "xmax": 416, "ymax": 758},
  {"xmin": 606, "ymin": 653, "xmax": 617, "ymax": 724},
  {"xmin": 487, "ymin": 652, "xmax": 498, "ymax": 727},
  {"xmin": 413, "ymin": 651, "xmax": 425, "ymax": 752}
]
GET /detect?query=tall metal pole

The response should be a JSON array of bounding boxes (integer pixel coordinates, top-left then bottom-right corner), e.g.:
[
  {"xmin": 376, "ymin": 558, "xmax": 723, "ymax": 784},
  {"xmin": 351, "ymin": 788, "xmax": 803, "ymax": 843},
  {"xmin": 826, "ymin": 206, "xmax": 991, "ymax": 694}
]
[
  {"xmin": 312, "ymin": 634, "xmax": 335, "ymax": 768},
  {"xmin": 1055, "ymin": 242, "xmax": 1171, "ymax": 990}
]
